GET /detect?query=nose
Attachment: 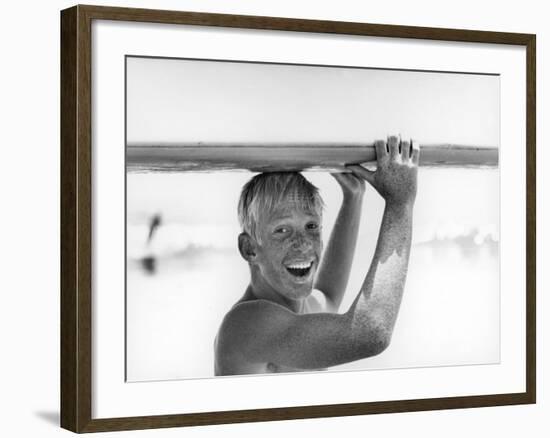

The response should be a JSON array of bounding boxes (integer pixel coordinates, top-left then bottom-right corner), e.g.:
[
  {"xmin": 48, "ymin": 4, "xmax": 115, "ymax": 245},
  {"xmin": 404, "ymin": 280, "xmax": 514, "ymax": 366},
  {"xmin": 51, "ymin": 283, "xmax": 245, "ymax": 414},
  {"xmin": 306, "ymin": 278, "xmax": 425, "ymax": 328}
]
[{"xmin": 290, "ymin": 232, "xmax": 313, "ymax": 250}]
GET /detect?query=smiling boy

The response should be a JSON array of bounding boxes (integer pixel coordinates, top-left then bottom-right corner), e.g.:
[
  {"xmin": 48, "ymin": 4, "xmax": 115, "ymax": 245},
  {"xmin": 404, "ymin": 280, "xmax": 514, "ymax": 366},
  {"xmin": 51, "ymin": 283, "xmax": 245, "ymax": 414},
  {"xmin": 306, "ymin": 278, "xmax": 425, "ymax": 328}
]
[{"xmin": 214, "ymin": 135, "xmax": 419, "ymax": 376}]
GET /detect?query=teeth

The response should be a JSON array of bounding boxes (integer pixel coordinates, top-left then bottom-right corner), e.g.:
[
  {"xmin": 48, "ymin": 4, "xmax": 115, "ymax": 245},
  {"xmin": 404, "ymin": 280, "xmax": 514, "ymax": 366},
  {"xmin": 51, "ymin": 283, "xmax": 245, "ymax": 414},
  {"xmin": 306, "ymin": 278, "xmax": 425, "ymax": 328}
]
[{"xmin": 287, "ymin": 262, "xmax": 312, "ymax": 269}]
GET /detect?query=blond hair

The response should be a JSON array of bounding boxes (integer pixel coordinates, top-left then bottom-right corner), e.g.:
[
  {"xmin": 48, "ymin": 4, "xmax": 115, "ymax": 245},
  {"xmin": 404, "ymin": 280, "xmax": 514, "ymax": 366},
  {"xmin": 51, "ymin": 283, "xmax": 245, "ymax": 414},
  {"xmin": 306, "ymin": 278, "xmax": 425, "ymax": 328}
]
[{"xmin": 238, "ymin": 172, "xmax": 324, "ymax": 241}]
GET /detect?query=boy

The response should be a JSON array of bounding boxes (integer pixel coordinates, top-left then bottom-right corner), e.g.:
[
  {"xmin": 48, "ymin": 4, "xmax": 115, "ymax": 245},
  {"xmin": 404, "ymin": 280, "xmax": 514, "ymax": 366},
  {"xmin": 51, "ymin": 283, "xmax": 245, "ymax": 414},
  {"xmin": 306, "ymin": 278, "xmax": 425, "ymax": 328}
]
[{"xmin": 214, "ymin": 135, "xmax": 419, "ymax": 375}]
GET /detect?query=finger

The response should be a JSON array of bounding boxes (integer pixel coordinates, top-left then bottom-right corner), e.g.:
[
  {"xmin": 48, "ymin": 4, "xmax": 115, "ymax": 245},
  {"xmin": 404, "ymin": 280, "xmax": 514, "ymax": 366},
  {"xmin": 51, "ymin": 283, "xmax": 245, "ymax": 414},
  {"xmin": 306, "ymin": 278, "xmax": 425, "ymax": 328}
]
[
  {"xmin": 401, "ymin": 139, "xmax": 411, "ymax": 160},
  {"xmin": 346, "ymin": 164, "xmax": 375, "ymax": 185},
  {"xmin": 330, "ymin": 172, "xmax": 345, "ymax": 182},
  {"xmin": 388, "ymin": 135, "xmax": 400, "ymax": 160},
  {"xmin": 331, "ymin": 172, "xmax": 354, "ymax": 188},
  {"xmin": 374, "ymin": 139, "xmax": 387, "ymax": 163},
  {"xmin": 411, "ymin": 140, "xmax": 420, "ymax": 164}
]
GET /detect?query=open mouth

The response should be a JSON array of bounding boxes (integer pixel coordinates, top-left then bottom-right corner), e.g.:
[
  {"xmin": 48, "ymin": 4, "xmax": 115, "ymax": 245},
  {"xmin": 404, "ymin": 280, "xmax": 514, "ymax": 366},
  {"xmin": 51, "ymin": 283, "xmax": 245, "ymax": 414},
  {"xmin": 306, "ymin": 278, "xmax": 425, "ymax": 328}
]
[{"xmin": 284, "ymin": 261, "xmax": 313, "ymax": 278}]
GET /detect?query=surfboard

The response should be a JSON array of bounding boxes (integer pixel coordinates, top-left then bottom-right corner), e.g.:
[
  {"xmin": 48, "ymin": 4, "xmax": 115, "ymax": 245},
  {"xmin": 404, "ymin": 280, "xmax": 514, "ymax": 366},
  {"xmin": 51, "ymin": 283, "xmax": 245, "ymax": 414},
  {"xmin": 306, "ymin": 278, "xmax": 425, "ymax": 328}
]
[{"xmin": 126, "ymin": 142, "xmax": 498, "ymax": 173}]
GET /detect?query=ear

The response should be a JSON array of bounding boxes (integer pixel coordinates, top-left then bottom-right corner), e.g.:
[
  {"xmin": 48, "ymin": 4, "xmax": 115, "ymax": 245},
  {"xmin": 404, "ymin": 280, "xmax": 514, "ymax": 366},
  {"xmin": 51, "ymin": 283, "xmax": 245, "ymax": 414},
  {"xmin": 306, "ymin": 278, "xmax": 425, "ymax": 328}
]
[{"xmin": 238, "ymin": 232, "xmax": 257, "ymax": 262}]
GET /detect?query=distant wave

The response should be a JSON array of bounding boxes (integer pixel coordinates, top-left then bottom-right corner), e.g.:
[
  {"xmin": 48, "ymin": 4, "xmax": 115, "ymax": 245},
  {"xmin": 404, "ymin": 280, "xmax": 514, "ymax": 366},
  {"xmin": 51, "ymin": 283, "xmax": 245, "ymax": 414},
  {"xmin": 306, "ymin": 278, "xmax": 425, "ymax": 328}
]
[
  {"xmin": 127, "ymin": 223, "xmax": 238, "ymax": 260},
  {"xmin": 128, "ymin": 221, "xmax": 499, "ymax": 262},
  {"xmin": 414, "ymin": 225, "xmax": 498, "ymax": 259}
]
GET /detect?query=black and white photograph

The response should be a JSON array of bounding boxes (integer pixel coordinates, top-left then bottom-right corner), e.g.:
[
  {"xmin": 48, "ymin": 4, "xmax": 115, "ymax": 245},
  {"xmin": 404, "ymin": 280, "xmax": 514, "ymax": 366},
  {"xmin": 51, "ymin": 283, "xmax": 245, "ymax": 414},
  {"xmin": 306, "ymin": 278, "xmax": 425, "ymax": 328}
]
[{"xmin": 125, "ymin": 56, "xmax": 500, "ymax": 382}]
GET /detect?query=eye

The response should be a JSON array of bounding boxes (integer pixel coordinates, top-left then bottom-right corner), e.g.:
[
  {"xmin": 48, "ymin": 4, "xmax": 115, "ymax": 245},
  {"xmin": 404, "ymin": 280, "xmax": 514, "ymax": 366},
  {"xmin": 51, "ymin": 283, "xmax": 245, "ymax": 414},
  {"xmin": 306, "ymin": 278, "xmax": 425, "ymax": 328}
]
[
  {"xmin": 306, "ymin": 222, "xmax": 320, "ymax": 231},
  {"xmin": 274, "ymin": 226, "xmax": 290, "ymax": 234}
]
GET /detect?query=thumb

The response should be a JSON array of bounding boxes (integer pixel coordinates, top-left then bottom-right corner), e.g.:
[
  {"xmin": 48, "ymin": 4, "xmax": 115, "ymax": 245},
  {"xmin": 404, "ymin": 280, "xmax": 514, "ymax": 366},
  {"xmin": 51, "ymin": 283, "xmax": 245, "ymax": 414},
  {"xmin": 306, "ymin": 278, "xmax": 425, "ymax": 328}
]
[{"xmin": 346, "ymin": 164, "xmax": 376, "ymax": 186}]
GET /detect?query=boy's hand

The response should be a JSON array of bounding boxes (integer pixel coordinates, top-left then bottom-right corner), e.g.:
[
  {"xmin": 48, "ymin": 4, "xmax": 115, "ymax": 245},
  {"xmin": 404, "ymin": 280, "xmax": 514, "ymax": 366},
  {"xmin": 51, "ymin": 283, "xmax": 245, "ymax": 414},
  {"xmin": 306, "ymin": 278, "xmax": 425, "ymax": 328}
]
[
  {"xmin": 330, "ymin": 172, "xmax": 365, "ymax": 200},
  {"xmin": 347, "ymin": 135, "xmax": 419, "ymax": 207}
]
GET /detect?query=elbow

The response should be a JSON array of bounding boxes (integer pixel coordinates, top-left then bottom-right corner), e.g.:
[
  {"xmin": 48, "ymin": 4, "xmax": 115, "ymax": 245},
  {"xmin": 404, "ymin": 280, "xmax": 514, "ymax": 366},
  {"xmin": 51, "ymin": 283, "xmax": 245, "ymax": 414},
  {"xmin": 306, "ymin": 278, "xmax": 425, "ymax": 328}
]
[
  {"xmin": 346, "ymin": 308, "xmax": 395, "ymax": 359},
  {"xmin": 355, "ymin": 325, "xmax": 392, "ymax": 358},
  {"xmin": 371, "ymin": 331, "xmax": 391, "ymax": 356},
  {"xmin": 368, "ymin": 328, "xmax": 391, "ymax": 357}
]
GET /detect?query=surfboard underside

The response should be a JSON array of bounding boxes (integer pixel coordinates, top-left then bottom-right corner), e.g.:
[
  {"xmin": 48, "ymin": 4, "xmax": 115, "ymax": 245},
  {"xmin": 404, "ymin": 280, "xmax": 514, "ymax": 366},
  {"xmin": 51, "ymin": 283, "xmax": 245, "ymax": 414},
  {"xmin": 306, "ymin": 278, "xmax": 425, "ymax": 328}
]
[{"xmin": 126, "ymin": 144, "xmax": 498, "ymax": 173}]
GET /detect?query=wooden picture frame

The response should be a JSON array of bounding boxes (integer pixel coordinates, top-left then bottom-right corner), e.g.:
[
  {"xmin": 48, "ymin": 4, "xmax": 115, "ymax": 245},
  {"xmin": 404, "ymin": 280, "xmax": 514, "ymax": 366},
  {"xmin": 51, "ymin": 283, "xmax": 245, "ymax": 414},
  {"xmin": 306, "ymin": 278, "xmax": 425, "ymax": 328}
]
[{"xmin": 61, "ymin": 4, "xmax": 536, "ymax": 433}]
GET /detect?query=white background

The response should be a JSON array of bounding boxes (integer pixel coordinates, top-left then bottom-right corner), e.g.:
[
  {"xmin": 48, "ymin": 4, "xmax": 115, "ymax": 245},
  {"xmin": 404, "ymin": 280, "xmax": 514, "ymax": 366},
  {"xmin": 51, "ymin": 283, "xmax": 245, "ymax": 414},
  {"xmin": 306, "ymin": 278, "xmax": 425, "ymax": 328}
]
[{"xmin": 0, "ymin": 0, "xmax": 546, "ymax": 437}]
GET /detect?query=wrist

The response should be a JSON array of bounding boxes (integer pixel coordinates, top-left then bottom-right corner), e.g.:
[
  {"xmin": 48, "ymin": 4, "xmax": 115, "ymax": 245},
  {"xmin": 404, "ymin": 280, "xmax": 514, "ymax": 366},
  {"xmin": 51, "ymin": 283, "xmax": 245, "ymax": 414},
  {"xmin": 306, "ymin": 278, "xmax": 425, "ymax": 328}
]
[
  {"xmin": 385, "ymin": 199, "xmax": 414, "ymax": 215},
  {"xmin": 342, "ymin": 190, "xmax": 365, "ymax": 203}
]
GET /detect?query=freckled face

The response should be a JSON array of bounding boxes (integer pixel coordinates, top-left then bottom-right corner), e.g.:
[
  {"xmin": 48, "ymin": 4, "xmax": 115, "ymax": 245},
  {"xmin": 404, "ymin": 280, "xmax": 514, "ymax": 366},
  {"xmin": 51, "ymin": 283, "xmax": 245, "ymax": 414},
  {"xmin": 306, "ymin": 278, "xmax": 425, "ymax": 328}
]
[{"xmin": 253, "ymin": 203, "xmax": 323, "ymax": 301}]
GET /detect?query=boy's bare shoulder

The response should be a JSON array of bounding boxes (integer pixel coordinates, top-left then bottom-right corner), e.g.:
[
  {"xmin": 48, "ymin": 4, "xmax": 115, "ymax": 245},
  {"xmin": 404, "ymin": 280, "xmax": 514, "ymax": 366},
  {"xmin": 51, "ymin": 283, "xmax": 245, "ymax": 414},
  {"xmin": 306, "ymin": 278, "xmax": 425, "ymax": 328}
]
[
  {"xmin": 214, "ymin": 293, "xmax": 331, "ymax": 374},
  {"xmin": 214, "ymin": 300, "xmax": 283, "ymax": 371},
  {"xmin": 217, "ymin": 299, "xmax": 287, "ymax": 341},
  {"xmin": 216, "ymin": 293, "xmax": 327, "ymax": 349}
]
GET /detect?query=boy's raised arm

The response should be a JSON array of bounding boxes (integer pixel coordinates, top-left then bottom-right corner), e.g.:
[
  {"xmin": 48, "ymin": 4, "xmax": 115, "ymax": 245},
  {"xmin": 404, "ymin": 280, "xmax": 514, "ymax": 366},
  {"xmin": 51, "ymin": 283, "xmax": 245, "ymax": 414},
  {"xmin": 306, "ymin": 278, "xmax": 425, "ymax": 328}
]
[
  {"xmin": 345, "ymin": 135, "xmax": 418, "ymax": 348},
  {"xmin": 314, "ymin": 173, "xmax": 365, "ymax": 312}
]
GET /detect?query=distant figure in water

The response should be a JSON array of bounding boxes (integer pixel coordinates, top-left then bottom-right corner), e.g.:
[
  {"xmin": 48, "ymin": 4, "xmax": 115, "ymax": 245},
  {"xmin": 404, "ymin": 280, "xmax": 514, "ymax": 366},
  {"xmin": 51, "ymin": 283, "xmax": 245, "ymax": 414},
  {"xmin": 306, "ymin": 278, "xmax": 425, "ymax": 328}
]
[
  {"xmin": 141, "ymin": 213, "xmax": 162, "ymax": 274},
  {"xmin": 147, "ymin": 213, "xmax": 162, "ymax": 244},
  {"xmin": 214, "ymin": 136, "xmax": 419, "ymax": 376}
]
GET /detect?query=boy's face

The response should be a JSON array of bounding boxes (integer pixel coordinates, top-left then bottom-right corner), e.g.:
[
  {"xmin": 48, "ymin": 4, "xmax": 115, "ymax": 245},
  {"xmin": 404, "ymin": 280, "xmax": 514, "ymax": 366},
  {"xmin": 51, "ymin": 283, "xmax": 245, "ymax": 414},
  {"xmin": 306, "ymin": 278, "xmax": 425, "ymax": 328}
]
[{"xmin": 252, "ymin": 200, "xmax": 323, "ymax": 301}]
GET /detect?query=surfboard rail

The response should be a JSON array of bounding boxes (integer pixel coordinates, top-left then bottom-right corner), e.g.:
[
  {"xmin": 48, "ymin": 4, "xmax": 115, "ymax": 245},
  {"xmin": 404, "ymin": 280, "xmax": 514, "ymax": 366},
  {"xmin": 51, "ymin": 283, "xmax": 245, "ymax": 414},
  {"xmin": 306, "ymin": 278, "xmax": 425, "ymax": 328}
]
[{"xmin": 126, "ymin": 142, "xmax": 499, "ymax": 173}]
